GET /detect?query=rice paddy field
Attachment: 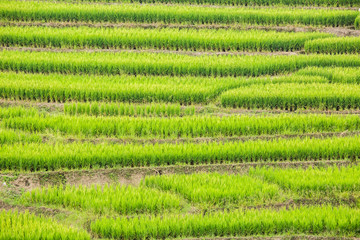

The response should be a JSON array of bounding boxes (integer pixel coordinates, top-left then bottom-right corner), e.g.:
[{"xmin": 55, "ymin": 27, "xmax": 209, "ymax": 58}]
[{"xmin": 1, "ymin": 0, "xmax": 360, "ymax": 239}]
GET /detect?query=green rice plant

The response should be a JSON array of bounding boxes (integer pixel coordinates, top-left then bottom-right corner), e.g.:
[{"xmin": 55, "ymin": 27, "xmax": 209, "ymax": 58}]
[
  {"xmin": 220, "ymin": 83, "xmax": 360, "ymax": 110},
  {"xmin": 64, "ymin": 102, "xmax": 193, "ymax": 117},
  {"xmin": 0, "ymin": 210, "xmax": 90, "ymax": 240},
  {"xmin": 355, "ymin": 16, "xmax": 360, "ymax": 29},
  {"xmin": 0, "ymin": 71, "xmax": 327, "ymax": 104},
  {"xmin": 90, "ymin": 205, "xmax": 360, "ymax": 239},
  {"xmin": 0, "ymin": 128, "xmax": 42, "ymax": 144},
  {"xmin": 0, "ymin": 105, "xmax": 39, "ymax": 119},
  {"xmin": 37, "ymin": 0, "xmax": 360, "ymax": 6},
  {"xmin": 1, "ymin": 135, "xmax": 359, "ymax": 171},
  {"xmin": 305, "ymin": 37, "xmax": 360, "ymax": 54},
  {"xmin": 22, "ymin": 183, "xmax": 182, "ymax": 214},
  {"xmin": 1, "ymin": 50, "xmax": 360, "ymax": 77},
  {"xmin": 295, "ymin": 67, "xmax": 360, "ymax": 84},
  {"xmin": 0, "ymin": 1, "xmax": 358, "ymax": 27},
  {"xmin": 0, "ymin": 26, "xmax": 334, "ymax": 52},
  {"xmin": 250, "ymin": 165, "xmax": 360, "ymax": 194},
  {"xmin": 5, "ymin": 114, "xmax": 360, "ymax": 138},
  {"xmin": 143, "ymin": 172, "xmax": 282, "ymax": 206}
]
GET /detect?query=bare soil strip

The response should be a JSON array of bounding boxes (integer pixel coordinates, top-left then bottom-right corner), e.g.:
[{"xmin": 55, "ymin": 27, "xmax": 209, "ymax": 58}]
[
  {"xmin": 56, "ymin": 131, "xmax": 360, "ymax": 145},
  {"xmin": 3, "ymin": 160, "xmax": 355, "ymax": 190},
  {"xmin": 2, "ymin": 21, "xmax": 359, "ymax": 37},
  {"xmin": 0, "ymin": 199, "xmax": 67, "ymax": 216},
  {"xmin": 0, "ymin": 46, "xmax": 301, "ymax": 56},
  {"xmin": 184, "ymin": 237, "xmax": 359, "ymax": 240},
  {"xmin": 3, "ymin": 99, "xmax": 360, "ymax": 116}
]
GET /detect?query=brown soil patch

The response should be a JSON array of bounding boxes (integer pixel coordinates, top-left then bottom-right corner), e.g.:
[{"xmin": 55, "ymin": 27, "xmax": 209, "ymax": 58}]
[
  {"xmin": 56, "ymin": 130, "xmax": 360, "ymax": 145},
  {"xmin": 0, "ymin": 200, "xmax": 66, "ymax": 217},
  {"xmin": 184, "ymin": 237, "xmax": 359, "ymax": 240},
  {"xmin": 0, "ymin": 99, "xmax": 63, "ymax": 112},
  {"xmin": 6, "ymin": 160, "xmax": 355, "ymax": 190},
  {"xmin": 11, "ymin": 175, "xmax": 41, "ymax": 192},
  {"xmin": 3, "ymin": 99, "xmax": 360, "ymax": 116}
]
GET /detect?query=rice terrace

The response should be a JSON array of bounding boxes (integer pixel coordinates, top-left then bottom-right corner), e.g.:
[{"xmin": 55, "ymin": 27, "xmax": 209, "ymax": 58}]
[{"xmin": 1, "ymin": 0, "xmax": 360, "ymax": 238}]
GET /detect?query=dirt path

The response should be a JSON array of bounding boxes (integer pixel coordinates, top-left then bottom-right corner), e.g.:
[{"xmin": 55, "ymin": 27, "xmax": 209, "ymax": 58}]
[
  {"xmin": 56, "ymin": 131, "xmax": 360, "ymax": 145},
  {"xmin": 3, "ymin": 160, "xmax": 354, "ymax": 190},
  {"xmin": 3, "ymin": 99, "xmax": 360, "ymax": 116},
  {"xmin": 0, "ymin": 200, "xmax": 67, "ymax": 216}
]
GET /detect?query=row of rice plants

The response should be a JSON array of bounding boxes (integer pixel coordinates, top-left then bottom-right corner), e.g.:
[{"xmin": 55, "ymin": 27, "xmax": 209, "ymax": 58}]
[
  {"xmin": 2, "ymin": 50, "xmax": 360, "ymax": 77},
  {"xmin": 0, "ymin": 128, "xmax": 42, "ymax": 144},
  {"xmin": 295, "ymin": 67, "xmax": 360, "ymax": 83},
  {"xmin": 1, "ymin": 135, "xmax": 359, "ymax": 171},
  {"xmin": 0, "ymin": 26, "xmax": 334, "ymax": 52},
  {"xmin": 305, "ymin": 37, "xmax": 360, "ymax": 54},
  {"xmin": 220, "ymin": 83, "xmax": 360, "ymax": 110},
  {"xmin": 39, "ymin": 0, "xmax": 360, "ymax": 6},
  {"xmin": 5, "ymin": 114, "xmax": 360, "ymax": 138},
  {"xmin": 0, "ymin": 105, "xmax": 39, "ymax": 119},
  {"xmin": 143, "ymin": 172, "xmax": 282, "ymax": 206},
  {"xmin": 0, "ymin": 71, "xmax": 327, "ymax": 103},
  {"xmin": 0, "ymin": 210, "xmax": 90, "ymax": 240},
  {"xmin": 1, "ymin": 1, "xmax": 358, "ymax": 27},
  {"xmin": 250, "ymin": 165, "xmax": 360, "ymax": 194},
  {"xmin": 22, "ymin": 184, "xmax": 182, "ymax": 214},
  {"xmin": 65, "ymin": 102, "xmax": 196, "ymax": 117},
  {"xmin": 356, "ymin": 15, "xmax": 360, "ymax": 29},
  {"xmin": 90, "ymin": 205, "xmax": 360, "ymax": 239}
]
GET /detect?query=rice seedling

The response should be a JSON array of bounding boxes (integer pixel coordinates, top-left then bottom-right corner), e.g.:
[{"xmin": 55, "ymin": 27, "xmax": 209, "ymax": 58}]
[
  {"xmin": 143, "ymin": 172, "xmax": 282, "ymax": 206},
  {"xmin": 37, "ymin": 0, "xmax": 360, "ymax": 7},
  {"xmin": 0, "ymin": 71, "xmax": 328, "ymax": 104},
  {"xmin": 0, "ymin": 135, "xmax": 359, "ymax": 171},
  {"xmin": 5, "ymin": 113, "xmax": 360, "ymax": 138},
  {"xmin": 220, "ymin": 83, "xmax": 360, "ymax": 110},
  {"xmin": 0, "ymin": 1, "xmax": 357, "ymax": 27},
  {"xmin": 90, "ymin": 205, "xmax": 360, "ymax": 239},
  {"xmin": 0, "ymin": 26, "xmax": 334, "ymax": 52},
  {"xmin": 2, "ymin": 50, "xmax": 360, "ymax": 77},
  {"xmin": 0, "ymin": 105, "xmax": 39, "ymax": 119},
  {"xmin": 295, "ymin": 66, "xmax": 360, "ymax": 84},
  {"xmin": 0, "ymin": 210, "xmax": 90, "ymax": 239},
  {"xmin": 305, "ymin": 37, "xmax": 360, "ymax": 54},
  {"xmin": 22, "ymin": 183, "xmax": 182, "ymax": 214},
  {"xmin": 0, "ymin": 128, "xmax": 42, "ymax": 144},
  {"xmin": 64, "ymin": 102, "xmax": 195, "ymax": 117},
  {"xmin": 250, "ymin": 165, "xmax": 360, "ymax": 194}
]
